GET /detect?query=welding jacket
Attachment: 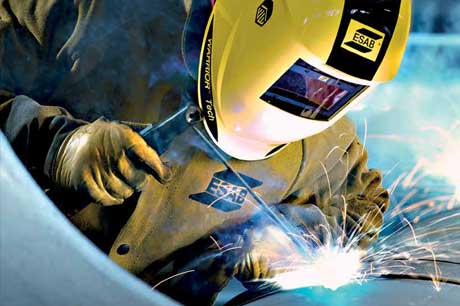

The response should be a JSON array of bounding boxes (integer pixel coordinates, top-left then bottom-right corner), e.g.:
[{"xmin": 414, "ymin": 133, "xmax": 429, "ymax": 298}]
[{"xmin": 0, "ymin": 0, "xmax": 389, "ymax": 305}]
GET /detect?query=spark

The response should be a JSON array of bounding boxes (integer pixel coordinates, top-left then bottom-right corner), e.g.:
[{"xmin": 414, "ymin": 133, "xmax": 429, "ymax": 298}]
[
  {"xmin": 219, "ymin": 246, "xmax": 243, "ymax": 255},
  {"xmin": 152, "ymin": 270, "xmax": 195, "ymax": 289},
  {"xmin": 340, "ymin": 195, "xmax": 348, "ymax": 247},
  {"xmin": 263, "ymin": 135, "xmax": 459, "ymax": 293},
  {"xmin": 362, "ymin": 118, "xmax": 368, "ymax": 156},
  {"xmin": 210, "ymin": 235, "xmax": 233, "ymax": 251},
  {"xmin": 325, "ymin": 145, "xmax": 350, "ymax": 185},
  {"xmin": 402, "ymin": 160, "xmax": 427, "ymax": 189},
  {"xmin": 196, "ymin": 122, "xmax": 460, "ymax": 295},
  {"xmin": 426, "ymin": 246, "xmax": 442, "ymax": 292},
  {"xmin": 319, "ymin": 161, "xmax": 332, "ymax": 199},
  {"xmin": 402, "ymin": 218, "xmax": 419, "ymax": 246},
  {"xmin": 207, "ymin": 191, "xmax": 242, "ymax": 209}
]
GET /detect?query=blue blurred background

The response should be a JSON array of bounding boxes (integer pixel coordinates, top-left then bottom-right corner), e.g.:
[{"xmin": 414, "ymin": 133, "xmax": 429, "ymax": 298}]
[{"xmin": 347, "ymin": 0, "xmax": 460, "ymax": 224}]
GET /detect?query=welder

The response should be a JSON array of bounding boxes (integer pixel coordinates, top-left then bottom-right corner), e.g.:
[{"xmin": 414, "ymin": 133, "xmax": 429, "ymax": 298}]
[{"xmin": 0, "ymin": 0, "xmax": 411, "ymax": 305}]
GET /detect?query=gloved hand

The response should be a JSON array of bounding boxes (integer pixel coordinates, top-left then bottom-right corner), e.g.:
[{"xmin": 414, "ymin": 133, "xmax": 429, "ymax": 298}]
[
  {"xmin": 51, "ymin": 118, "xmax": 172, "ymax": 206},
  {"xmin": 235, "ymin": 204, "xmax": 331, "ymax": 288},
  {"xmin": 323, "ymin": 195, "xmax": 384, "ymax": 248}
]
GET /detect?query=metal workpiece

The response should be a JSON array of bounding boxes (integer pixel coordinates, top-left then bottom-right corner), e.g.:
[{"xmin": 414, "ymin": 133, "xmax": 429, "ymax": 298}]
[
  {"xmin": 224, "ymin": 278, "xmax": 460, "ymax": 306},
  {"xmin": 0, "ymin": 133, "xmax": 179, "ymax": 306}
]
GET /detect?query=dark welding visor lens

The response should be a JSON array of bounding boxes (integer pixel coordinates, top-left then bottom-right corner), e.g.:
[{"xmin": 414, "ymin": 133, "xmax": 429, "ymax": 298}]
[{"xmin": 260, "ymin": 59, "xmax": 368, "ymax": 121}]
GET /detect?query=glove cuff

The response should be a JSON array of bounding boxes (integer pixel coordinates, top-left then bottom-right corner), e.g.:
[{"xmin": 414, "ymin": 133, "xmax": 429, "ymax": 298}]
[{"xmin": 44, "ymin": 123, "xmax": 82, "ymax": 183}]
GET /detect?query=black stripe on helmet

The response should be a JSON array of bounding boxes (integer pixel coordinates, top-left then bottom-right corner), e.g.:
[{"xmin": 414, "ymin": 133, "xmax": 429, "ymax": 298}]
[
  {"xmin": 265, "ymin": 144, "xmax": 287, "ymax": 157},
  {"xmin": 326, "ymin": 0, "xmax": 402, "ymax": 81},
  {"xmin": 199, "ymin": 16, "xmax": 219, "ymax": 141}
]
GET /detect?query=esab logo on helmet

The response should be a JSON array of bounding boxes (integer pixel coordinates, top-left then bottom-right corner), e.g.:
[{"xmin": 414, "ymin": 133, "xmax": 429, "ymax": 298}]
[
  {"xmin": 341, "ymin": 19, "xmax": 386, "ymax": 62},
  {"xmin": 255, "ymin": 0, "xmax": 273, "ymax": 27}
]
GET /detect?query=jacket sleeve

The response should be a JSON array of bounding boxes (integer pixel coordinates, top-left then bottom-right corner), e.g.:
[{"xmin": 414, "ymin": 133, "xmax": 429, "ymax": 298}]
[
  {"xmin": 0, "ymin": 94, "xmax": 86, "ymax": 185},
  {"xmin": 283, "ymin": 117, "xmax": 389, "ymax": 247},
  {"xmin": 233, "ymin": 119, "xmax": 389, "ymax": 287},
  {"xmin": 0, "ymin": 1, "xmax": 87, "ymax": 180}
]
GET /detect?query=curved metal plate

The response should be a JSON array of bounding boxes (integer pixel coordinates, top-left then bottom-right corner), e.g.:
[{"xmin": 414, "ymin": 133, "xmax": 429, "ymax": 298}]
[
  {"xmin": 0, "ymin": 133, "xmax": 179, "ymax": 306},
  {"xmin": 231, "ymin": 279, "xmax": 460, "ymax": 306}
]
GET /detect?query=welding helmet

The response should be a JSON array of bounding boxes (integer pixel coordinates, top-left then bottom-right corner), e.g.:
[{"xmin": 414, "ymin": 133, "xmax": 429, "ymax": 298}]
[{"xmin": 196, "ymin": 0, "xmax": 411, "ymax": 160}]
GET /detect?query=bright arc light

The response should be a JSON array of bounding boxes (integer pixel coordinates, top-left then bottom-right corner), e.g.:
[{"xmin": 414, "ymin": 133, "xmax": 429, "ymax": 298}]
[{"xmin": 270, "ymin": 247, "xmax": 363, "ymax": 291}]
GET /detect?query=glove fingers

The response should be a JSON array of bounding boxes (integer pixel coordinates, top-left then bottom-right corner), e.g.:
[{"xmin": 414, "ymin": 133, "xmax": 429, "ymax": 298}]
[
  {"xmin": 124, "ymin": 133, "xmax": 172, "ymax": 183},
  {"xmin": 240, "ymin": 252, "xmax": 271, "ymax": 281},
  {"xmin": 359, "ymin": 210, "xmax": 383, "ymax": 234},
  {"xmin": 342, "ymin": 213, "xmax": 382, "ymax": 247},
  {"xmin": 346, "ymin": 203, "xmax": 383, "ymax": 232},
  {"xmin": 103, "ymin": 171, "xmax": 135, "ymax": 200},
  {"xmin": 82, "ymin": 169, "xmax": 123, "ymax": 206},
  {"xmin": 117, "ymin": 154, "xmax": 149, "ymax": 191},
  {"xmin": 257, "ymin": 255, "xmax": 274, "ymax": 279}
]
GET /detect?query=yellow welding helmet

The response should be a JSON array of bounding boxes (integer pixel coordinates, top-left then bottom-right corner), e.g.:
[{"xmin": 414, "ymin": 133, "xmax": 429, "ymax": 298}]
[{"xmin": 197, "ymin": 0, "xmax": 411, "ymax": 160}]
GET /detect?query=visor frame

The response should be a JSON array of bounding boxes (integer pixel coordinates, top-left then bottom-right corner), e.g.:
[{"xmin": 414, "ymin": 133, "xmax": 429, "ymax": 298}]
[{"xmin": 260, "ymin": 58, "xmax": 370, "ymax": 122}]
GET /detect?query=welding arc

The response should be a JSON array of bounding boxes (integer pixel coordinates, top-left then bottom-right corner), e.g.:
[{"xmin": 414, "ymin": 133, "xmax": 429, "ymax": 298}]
[{"xmin": 190, "ymin": 124, "xmax": 310, "ymax": 257}]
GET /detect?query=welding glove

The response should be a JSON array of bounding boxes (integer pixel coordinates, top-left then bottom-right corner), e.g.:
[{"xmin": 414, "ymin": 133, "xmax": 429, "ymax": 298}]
[
  {"xmin": 235, "ymin": 228, "xmax": 293, "ymax": 291},
  {"xmin": 51, "ymin": 118, "xmax": 172, "ymax": 206},
  {"xmin": 323, "ymin": 195, "xmax": 384, "ymax": 249},
  {"xmin": 235, "ymin": 204, "xmax": 331, "ymax": 289}
]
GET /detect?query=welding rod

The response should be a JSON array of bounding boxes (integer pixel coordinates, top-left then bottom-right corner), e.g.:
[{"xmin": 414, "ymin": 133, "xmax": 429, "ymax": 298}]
[
  {"xmin": 186, "ymin": 107, "xmax": 309, "ymax": 256},
  {"xmin": 138, "ymin": 105, "xmax": 309, "ymax": 256}
]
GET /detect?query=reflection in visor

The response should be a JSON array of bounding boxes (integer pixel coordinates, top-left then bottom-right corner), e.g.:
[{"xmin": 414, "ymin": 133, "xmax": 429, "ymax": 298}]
[{"xmin": 261, "ymin": 59, "xmax": 367, "ymax": 121}]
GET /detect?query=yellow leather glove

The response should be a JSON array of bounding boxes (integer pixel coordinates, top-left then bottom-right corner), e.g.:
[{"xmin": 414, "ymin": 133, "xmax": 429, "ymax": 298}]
[
  {"xmin": 235, "ymin": 205, "xmax": 331, "ymax": 288},
  {"xmin": 51, "ymin": 118, "xmax": 172, "ymax": 206},
  {"xmin": 323, "ymin": 195, "xmax": 384, "ymax": 248}
]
